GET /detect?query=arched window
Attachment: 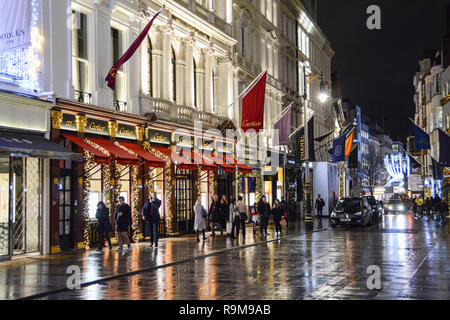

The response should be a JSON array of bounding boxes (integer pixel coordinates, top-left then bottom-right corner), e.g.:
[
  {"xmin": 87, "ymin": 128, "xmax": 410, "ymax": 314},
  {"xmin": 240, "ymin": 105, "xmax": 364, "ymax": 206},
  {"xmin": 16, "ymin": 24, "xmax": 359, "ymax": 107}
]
[
  {"xmin": 147, "ymin": 37, "xmax": 152, "ymax": 96},
  {"xmin": 193, "ymin": 58, "xmax": 197, "ymax": 108},
  {"xmin": 171, "ymin": 47, "xmax": 176, "ymax": 102}
]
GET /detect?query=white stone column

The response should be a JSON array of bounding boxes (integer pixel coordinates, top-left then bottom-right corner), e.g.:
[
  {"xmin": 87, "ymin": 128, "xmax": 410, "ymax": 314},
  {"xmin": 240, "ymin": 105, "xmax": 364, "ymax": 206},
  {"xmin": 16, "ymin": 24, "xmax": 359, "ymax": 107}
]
[
  {"xmin": 42, "ymin": 0, "xmax": 71, "ymax": 98},
  {"xmin": 127, "ymin": 18, "xmax": 141, "ymax": 115},
  {"xmin": 90, "ymin": 1, "xmax": 115, "ymax": 109},
  {"xmin": 184, "ymin": 40, "xmax": 195, "ymax": 107},
  {"xmin": 204, "ymin": 47, "xmax": 215, "ymax": 114},
  {"xmin": 160, "ymin": 26, "xmax": 173, "ymax": 101},
  {"xmin": 218, "ymin": 56, "xmax": 233, "ymax": 118}
]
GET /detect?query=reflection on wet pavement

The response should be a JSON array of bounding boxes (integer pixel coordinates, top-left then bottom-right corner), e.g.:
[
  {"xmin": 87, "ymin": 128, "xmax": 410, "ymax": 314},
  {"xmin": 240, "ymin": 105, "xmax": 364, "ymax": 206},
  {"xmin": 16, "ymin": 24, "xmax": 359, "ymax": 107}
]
[
  {"xmin": 1, "ymin": 220, "xmax": 320, "ymax": 300},
  {"xmin": 30, "ymin": 214, "xmax": 450, "ymax": 300}
]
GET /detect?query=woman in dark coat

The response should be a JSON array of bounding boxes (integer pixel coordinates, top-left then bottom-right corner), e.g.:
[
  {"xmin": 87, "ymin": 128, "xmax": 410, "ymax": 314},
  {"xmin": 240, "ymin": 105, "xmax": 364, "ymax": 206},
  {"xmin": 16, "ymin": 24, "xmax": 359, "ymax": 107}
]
[
  {"xmin": 272, "ymin": 199, "xmax": 284, "ymax": 237},
  {"xmin": 96, "ymin": 201, "xmax": 113, "ymax": 251}
]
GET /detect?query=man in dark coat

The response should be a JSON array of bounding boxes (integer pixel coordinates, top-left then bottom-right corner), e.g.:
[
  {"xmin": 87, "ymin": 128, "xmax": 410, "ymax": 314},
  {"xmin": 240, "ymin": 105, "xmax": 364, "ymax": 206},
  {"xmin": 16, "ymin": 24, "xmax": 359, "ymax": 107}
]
[
  {"xmin": 115, "ymin": 196, "xmax": 132, "ymax": 252},
  {"xmin": 142, "ymin": 192, "xmax": 162, "ymax": 247},
  {"xmin": 209, "ymin": 194, "xmax": 223, "ymax": 236},
  {"xmin": 96, "ymin": 201, "xmax": 113, "ymax": 251},
  {"xmin": 258, "ymin": 196, "xmax": 271, "ymax": 236},
  {"xmin": 315, "ymin": 194, "xmax": 325, "ymax": 218}
]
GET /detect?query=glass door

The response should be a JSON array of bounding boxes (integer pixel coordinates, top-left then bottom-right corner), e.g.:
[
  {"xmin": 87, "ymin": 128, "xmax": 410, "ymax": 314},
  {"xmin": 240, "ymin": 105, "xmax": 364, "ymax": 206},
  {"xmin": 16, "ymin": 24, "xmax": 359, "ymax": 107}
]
[
  {"xmin": 0, "ymin": 157, "xmax": 10, "ymax": 258},
  {"xmin": 175, "ymin": 169, "xmax": 193, "ymax": 234}
]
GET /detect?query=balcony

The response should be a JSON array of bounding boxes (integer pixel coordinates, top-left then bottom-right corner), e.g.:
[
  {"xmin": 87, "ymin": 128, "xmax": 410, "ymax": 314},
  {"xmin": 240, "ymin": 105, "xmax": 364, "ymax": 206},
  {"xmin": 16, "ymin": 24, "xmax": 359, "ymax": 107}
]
[
  {"xmin": 140, "ymin": 93, "xmax": 227, "ymax": 129},
  {"xmin": 74, "ymin": 90, "xmax": 92, "ymax": 104}
]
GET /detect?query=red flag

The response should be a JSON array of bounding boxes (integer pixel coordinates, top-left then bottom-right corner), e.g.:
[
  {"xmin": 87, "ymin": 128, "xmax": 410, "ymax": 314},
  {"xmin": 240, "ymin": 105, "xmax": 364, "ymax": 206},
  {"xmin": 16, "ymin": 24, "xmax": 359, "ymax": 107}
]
[
  {"xmin": 345, "ymin": 128, "xmax": 355, "ymax": 156},
  {"xmin": 105, "ymin": 8, "xmax": 162, "ymax": 90},
  {"xmin": 241, "ymin": 72, "xmax": 267, "ymax": 132}
]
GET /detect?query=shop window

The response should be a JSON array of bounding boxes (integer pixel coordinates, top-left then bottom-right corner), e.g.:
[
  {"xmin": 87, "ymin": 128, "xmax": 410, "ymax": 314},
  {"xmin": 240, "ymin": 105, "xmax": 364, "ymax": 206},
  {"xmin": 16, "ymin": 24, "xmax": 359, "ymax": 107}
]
[
  {"xmin": 117, "ymin": 165, "xmax": 131, "ymax": 205},
  {"xmin": 88, "ymin": 165, "xmax": 103, "ymax": 219}
]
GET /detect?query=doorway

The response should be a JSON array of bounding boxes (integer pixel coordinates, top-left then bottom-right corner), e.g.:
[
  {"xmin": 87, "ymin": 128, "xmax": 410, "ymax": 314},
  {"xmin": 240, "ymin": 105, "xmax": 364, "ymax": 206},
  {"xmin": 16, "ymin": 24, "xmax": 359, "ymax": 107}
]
[{"xmin": 175, "ymin": 169, "xmax": 193, "ymax": 234}]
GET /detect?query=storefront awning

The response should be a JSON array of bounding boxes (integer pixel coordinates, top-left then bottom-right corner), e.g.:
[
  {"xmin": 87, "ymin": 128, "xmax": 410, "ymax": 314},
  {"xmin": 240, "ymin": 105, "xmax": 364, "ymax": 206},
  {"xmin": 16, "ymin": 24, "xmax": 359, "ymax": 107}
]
[
  {"xmin": 118, "ymin": 142, "xmax": 165, "ymax": 168},
  {"xmin": 224, "ymin": 155, "xmax": 253, "ymax": 174},
  {"xmin": 191, "ymin": 151, "xmax": 217, "ymax": 172},
  {"xmin": 203, "ymin": 153, "xmax": 236, "ymax": 173},
  {"xmin": 86, "ymin": 138, "xmax": 141, "ymax": 165},
  {"xmin": 62, "ymin": 134, "xmax": 110, "ymax": 164},
  {"xmin": 153, "ymin": 146, "xmax": 196, "ymax": 171},
  {"xmin": 0, "ymin": 131, "xmax": 82, "ymax": 161}
]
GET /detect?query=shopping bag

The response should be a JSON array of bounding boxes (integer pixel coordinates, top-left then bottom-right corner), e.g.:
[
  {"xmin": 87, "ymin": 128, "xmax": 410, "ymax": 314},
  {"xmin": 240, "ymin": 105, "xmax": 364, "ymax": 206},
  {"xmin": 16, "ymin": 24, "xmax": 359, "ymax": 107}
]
[
  {"xmin": 280, "ymin": 219, "xmax": 287, "ymax": 229},
  {"xmin": 226, "ymin": 222, "xmax": 233, "ymax": 234}
]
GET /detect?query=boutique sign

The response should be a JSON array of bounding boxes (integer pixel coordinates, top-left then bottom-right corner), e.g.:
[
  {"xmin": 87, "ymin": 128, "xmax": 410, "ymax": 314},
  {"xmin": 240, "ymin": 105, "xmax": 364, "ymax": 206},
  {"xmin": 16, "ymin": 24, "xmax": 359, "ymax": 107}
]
[{"xmin": 0, "ymin": 0, "xmax": 32, "ymax": 53}]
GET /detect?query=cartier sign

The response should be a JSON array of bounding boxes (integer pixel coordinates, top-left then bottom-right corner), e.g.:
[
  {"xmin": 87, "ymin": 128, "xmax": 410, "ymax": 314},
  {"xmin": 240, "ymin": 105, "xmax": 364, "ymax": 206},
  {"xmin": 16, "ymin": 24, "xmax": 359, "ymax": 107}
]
[
  {"xmin": 85, "ymin": 119, "xmax": 108, "ymax": 136},
  {"xmin": 148, "ymin": 129, "xmax": 171, "ymax": 145},
  {"xmin": 60, "ymin": 114, "xmax": 77, "ymax": 131},
  {"xmin": 116, "ymin": 124, "xmax": 136, "ymax": 140}
]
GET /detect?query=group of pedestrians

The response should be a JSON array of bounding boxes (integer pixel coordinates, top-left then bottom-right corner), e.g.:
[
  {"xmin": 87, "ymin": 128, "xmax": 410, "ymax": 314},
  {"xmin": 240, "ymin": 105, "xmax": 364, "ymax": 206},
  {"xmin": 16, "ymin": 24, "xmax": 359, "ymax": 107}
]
[
  {"xmin": 95, "ymin": 192, "xmax": 297, "ymax": 251},
  {"xmin": 413, "ymin": 196, "xmax": 449, "ymax": 224},
  {"xmin": 95, "ymin": 192, "xmax": 162, "ymax": 252}
]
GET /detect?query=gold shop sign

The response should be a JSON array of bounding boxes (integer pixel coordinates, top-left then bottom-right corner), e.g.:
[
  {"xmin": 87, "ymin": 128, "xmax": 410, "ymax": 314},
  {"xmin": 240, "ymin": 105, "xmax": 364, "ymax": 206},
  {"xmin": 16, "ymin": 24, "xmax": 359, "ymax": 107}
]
[
  {"xmin": 85, "ymin": 119, "xmax": 109, "ymax": 136},
  {"xmin": 60, "ymin": 114, "xmax": 77, "ymax": 132},
  {"xmin": 116, "ymin": 124, "xmax": 136, "ymax": 140},
  {"xmin": 300, "ymin": 135, "xmax": 305, "ymax": 161},
  {"xmin": 148, "ymin": 129, "xmax": 171, "ymax": 145},
  {"xmin": 215, "ymin": 141, "xmax": 233, "ymax": 154},
  {"xmin": 195, "ymin": 137, "xmax": 214, "ymax": 151},
  {"xmin": 173, "ymin": 132, "xmax": 193, "ymax": 148}
]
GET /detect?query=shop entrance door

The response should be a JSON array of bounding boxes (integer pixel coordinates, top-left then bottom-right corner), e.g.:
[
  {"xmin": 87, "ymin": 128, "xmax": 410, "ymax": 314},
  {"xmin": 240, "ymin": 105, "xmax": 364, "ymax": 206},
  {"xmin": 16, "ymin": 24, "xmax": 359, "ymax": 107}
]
[
  {"xmin": 58, "ymin": 170, "xmax": 73, "ymax": 251},
  {"xmin": 217, "ymin": 174, "xmax": 231, "ymax": 200},
  {"xmin": 0, "ymin": 157, "xmax": 10, "ymax": 259},
  {"xmin": 11, "ymin": 157, "xmax": 42, "ymax": 255},
  {"xmin": 175, "ymin": 170, "xmax": 193, "ymax": 234}
]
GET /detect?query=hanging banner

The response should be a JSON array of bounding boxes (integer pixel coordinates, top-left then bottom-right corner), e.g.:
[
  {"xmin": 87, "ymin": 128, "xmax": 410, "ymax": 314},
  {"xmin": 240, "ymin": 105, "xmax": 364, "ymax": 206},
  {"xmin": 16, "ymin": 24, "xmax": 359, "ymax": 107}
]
[
  {"xmin": 0, "ymin": 0, "xmax": 32, "ymax": 53},
  {"xmin": 241, "ymin": 72, "xmax": 267, "ymax": 132}
]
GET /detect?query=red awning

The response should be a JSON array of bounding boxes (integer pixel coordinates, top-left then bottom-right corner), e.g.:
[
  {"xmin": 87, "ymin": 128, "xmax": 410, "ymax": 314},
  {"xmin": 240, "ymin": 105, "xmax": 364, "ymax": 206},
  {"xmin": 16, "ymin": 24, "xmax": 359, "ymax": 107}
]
[
  {"xmin": 153, "ymin": 146, "xmax": 196, "ymax": 171},
  {"xmin": 87, "ymin": 137, "xmax": 140, "ymax": 165},
  {"xmin": 62, "ymin": 134, "xmax": 110, "ymax": 164},
  {"xmin": 191, "ymin": 152, "xmax": 217, "ymax": 172},
  {"xmin": 224, "ymin": 155, "xmax": 253, "ymax": 174},
  {"xmin": 203, "ymin": 153, "xmax": 235, "ymax": 173},
  {"xmin": 118, "ymin": 142, "xmax": 165, "ymax": 168}
]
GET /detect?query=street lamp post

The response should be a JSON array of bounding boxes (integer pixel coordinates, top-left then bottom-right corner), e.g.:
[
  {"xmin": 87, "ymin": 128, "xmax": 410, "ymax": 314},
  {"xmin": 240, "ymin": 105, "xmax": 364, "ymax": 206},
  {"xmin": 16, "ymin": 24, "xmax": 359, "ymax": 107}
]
[{"xmin": 302, "ymin": 66, "xmax": 328, "ymax": 226}]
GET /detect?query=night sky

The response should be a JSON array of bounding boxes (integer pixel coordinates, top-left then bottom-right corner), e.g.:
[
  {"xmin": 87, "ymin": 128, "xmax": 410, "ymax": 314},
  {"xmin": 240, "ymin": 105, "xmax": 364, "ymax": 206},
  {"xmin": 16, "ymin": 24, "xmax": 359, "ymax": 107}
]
[{"xmin": 318, "ymin": 0, "xmax": 450, "ymax": 142}]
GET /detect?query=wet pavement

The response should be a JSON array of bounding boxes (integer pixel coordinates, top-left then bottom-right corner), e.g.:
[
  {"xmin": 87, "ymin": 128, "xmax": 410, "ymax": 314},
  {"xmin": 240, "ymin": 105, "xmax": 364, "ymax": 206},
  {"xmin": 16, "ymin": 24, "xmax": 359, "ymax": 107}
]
[
  {"xmin": 2, "ymin": 213, "xmax": 450, "ymax": 300},
  {"xmin": 0, "ymin": 219, "xmax": 317, "ymax": 300}
]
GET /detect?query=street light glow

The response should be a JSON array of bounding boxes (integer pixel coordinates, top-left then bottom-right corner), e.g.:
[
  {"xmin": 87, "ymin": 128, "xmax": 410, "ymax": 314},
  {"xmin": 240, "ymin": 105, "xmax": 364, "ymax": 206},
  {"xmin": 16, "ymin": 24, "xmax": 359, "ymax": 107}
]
[{"xmin": 318, "ymin": 93, "xmax": 329, "ymax": 103}]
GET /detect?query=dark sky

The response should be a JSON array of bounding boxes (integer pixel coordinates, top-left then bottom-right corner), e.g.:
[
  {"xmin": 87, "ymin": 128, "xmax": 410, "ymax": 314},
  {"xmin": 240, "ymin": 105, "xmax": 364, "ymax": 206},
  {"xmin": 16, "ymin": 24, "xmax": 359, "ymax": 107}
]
[{"xmin": 318, "ymin": 0, "xmax": 450, "ymax": 141}]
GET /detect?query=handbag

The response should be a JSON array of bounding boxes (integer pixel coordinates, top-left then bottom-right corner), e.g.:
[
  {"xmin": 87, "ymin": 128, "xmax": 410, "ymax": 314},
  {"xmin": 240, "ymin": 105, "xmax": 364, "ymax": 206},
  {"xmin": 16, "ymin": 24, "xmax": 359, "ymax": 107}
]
[
  {"xmin": 201, "ymin": 207, "xmax": 208, "ymax": 219},
  {"xmin": 280, "ymin": 219, "xmax": 287, "ymax": 228}
]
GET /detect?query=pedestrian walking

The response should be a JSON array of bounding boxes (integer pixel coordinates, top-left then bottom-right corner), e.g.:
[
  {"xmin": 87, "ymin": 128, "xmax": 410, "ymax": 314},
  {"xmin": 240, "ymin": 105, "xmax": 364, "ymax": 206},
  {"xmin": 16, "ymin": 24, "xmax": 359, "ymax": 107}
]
[
  {"xmin": 209, "ymin": 194, "xmax": 223, "ymax": 236},
  {"xmin": 288, "ymin": 197, "xmax": 297, "ymax": 222},
  {"xmin": 96, "ymin": 201, "xmax": 113, "ymax": 252},
  {"xmin": 315, "ymin": 194, "xmax": 325, "ymax": 218},
  {"xmin": 114, "ymin": 196, "xmax": 132, "ymax": 252},
  {"xmin": 272, "ymin": 199, "xmax": 284, "ymax": 237},
  {"xmin": 230, "ymin": 199, "xmax": 240, "ymax": 239},
  {"xmin": 440, "ymin": 197, "xmax": 448, "ymax": 225},
  {"xmin": 221, "ymin": 195, "xmax": 230, "ymax": 233},
  {"xmin": 251, "ymin": 202, "xmax": 259, "ymax": 235},
  {"xmin": 236, "ymin": 196, "xmax": 248, "ymax": 239},
  {"xmin": 425, "ymin": 197, "xmax": 432, "ymax": 219},
  {"xmin": 258, "ymin": 196, "xmax": 271, "ymax": 236},
  {"xmin": 193, "ymin": 200, "xmax": 207, "ymax": 242},
  {"xmin": 280, "ymin": 199, "xmax": 288, "ymax": 228},
  {"xmin": 416, "ymin": 197, "xmax": 424, "ymax": 218},
  {"xmin": 142, "ymin": 192, "xmax": 161, "ymax": 248}
]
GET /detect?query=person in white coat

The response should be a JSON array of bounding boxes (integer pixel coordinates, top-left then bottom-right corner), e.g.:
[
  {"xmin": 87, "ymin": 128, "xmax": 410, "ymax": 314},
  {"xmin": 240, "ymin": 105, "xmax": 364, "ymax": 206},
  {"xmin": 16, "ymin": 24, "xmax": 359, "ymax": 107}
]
[{"xmin": 194, "ymin": 200, "xmax": 207, "ymax": 242}]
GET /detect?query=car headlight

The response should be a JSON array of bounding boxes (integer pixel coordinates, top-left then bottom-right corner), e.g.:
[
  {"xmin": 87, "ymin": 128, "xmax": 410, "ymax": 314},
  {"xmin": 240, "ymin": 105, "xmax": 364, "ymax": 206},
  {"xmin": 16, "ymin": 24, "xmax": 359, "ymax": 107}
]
[
  {"xmin": 331, "ymin": 212, "xmax": 336, "ymax": 217},
  {"xmin": 388, "ymin": 206, "xmax": 393, "ymax": 210},
  {"xmin": 354, "ymin": 212, "xmax": 362, "ymax": 216},
  {"xmin": 399, "ymin": 205, "xmax": 405, "ymax": 211}
]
